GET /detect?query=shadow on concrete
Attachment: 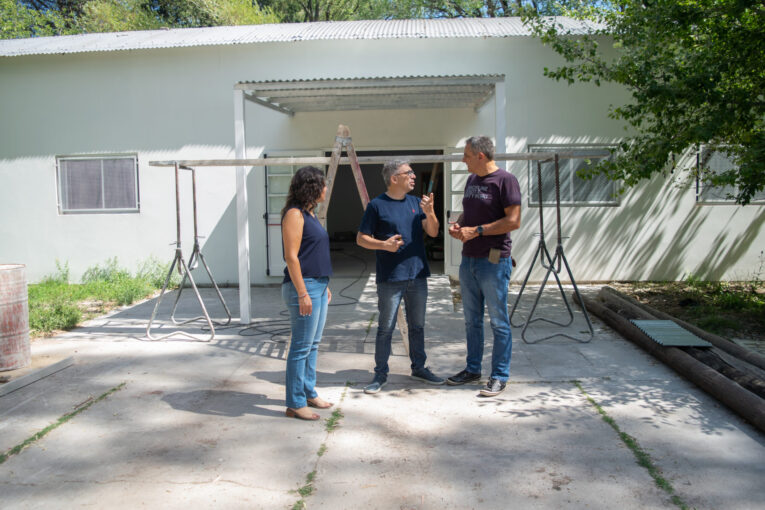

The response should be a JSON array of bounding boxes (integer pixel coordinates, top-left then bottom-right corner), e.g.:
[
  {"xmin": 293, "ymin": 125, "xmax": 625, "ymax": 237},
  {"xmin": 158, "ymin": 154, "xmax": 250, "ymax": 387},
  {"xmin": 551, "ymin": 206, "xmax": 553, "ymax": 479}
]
[{"xmin": 162, "ymin": 390, "xmax": 284, "ymax": 418}]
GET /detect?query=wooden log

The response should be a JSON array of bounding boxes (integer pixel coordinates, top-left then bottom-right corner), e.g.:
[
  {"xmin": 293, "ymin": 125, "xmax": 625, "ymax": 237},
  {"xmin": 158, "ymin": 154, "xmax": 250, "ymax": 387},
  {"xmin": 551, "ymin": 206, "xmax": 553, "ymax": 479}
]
[
  {"xmin": 576, "ymin": 293, "xmax": 765, "ymax": 434},
  {"xmin": 686, "ymin": 347, "xmax": 765, "ymax": 399},
  {"xmin": 596, "ymin": 288, "xmax": 765, "ymax": 398},
  {"xmin": 601, "ymin": 286, "xmax": 765, "ymax": 371},
  {"xmin": 596, "ymin": 288, "xmax": 657, "ymax": 320}
]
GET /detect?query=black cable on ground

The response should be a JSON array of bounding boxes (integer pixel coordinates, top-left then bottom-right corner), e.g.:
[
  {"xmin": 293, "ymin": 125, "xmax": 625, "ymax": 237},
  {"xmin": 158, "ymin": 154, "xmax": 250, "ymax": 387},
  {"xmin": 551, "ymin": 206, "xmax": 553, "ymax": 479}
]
[
  {"xmin": 328, "ymin": 248, "xmax": 368, "ymax": 307},
  {"xmin": 201, "ymin": 248, "xmax": 368, "ymax": 341}
]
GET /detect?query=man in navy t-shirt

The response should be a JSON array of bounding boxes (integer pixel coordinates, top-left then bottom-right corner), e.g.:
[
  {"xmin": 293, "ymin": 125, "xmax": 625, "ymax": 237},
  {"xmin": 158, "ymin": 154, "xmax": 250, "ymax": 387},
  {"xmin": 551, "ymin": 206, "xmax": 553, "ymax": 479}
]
[
  {"xmin": 447, "ymin": 136, "xmax": 522, "ymax": 397},
  {"xmin": 357, "ymin": 160, "xmax": 445, "ymax": 393}
]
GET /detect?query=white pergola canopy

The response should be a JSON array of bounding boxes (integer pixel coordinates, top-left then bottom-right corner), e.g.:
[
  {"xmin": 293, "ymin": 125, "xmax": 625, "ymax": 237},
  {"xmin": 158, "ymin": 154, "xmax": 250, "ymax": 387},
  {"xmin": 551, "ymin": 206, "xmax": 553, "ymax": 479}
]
[
  {"xmin": 235, "ymin": 75, "xmax": 504, "ymax": 115},
  {"xmin": 233, "ymin": 75, "xmax": 507, "ymax": 323}
]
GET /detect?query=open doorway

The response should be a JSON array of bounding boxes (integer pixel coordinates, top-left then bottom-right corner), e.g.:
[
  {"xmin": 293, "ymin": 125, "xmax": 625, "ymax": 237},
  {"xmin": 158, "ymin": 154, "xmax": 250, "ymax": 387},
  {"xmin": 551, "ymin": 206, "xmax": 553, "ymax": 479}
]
[{"xmin": 325, "ymin": 149, "xmax": 445, "ymax": 277}]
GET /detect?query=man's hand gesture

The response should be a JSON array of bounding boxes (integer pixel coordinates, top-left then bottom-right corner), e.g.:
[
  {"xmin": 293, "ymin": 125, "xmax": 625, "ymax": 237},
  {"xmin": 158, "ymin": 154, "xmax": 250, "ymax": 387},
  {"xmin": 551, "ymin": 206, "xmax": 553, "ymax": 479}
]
[
  {"xmin": 420, "ymin": 193, "xmax": 435, "ymax": 215},
  {"xmin": 448, "ymin": 223, "xmax": 462, "ymax": 240},
  {"xmin": 383, "ymin": 234, "xmax": 404, "ymax": 252}
]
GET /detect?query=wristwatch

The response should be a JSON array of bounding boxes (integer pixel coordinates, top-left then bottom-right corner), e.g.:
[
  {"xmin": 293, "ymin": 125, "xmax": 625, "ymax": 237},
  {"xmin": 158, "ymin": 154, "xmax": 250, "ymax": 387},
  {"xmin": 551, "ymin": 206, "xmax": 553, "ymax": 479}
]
[{"xmin": 477, "ymin": 225, "xmax": 484, "ymax": 237}]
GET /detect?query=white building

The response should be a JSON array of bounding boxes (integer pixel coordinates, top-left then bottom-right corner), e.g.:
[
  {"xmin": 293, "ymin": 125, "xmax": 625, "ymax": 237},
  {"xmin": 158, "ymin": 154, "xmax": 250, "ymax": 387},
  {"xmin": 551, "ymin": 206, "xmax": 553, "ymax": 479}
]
[{"xmin": 1, "ymin": 18, "xmax": 762, "ymax": 297}]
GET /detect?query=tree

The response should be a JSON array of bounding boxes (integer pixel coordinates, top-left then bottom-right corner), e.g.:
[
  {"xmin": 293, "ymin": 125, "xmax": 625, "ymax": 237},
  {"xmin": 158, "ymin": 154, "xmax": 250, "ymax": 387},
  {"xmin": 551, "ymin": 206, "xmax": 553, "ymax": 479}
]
[
  {"xmin": 3, "ymin": 0, "xmax": 279, "ymax": 36},
  {"xmin": 525, "ymin": 1, "xmax": 765, "ymax": 204},
  {"xmin": 78, "ymin": 0, "xmax": 166, "ymax": 32},
  {"xmin": 254, "ymin": 0, "xmax": 390, "ymax": 22},
  {"xmin": 144, "ymin": 0, "xmax": 277, "ymax": 27},
  {"xmin": 382, "ymin": 0, "xmax": 574, "ymax": 18},
  {"xmin": 1, "ymin": 0, "xmax": 69, "ymax": 38}
]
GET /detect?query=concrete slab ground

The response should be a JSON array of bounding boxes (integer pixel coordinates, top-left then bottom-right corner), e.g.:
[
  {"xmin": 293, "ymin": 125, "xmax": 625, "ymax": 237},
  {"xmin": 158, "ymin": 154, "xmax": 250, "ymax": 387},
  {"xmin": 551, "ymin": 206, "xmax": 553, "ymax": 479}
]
[{"xmin": 1, "ymin": 276, "xmax": 763, "ymax": 509}]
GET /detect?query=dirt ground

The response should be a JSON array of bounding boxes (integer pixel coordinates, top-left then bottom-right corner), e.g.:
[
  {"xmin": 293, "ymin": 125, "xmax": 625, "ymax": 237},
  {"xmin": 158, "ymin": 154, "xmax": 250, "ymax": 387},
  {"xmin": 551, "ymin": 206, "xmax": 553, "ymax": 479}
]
[{"xmin": 608, "ymin": 281, "xmax": 765, "ymax": 354}]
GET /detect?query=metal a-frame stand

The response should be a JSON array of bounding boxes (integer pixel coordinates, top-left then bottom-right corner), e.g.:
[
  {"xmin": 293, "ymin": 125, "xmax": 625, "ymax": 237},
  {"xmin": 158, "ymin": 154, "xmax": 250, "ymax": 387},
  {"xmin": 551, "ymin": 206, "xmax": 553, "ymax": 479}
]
[
  {"xmin": 317, "ymin": 125, "xmax": 410, "ymax": 355},
  {"xmin": 509, "ymin": 154, "xmax": 594, "ymax": 344},
  {"xmin": 146, "ymin": 164, "xmax": 232, "ymax": 341}
]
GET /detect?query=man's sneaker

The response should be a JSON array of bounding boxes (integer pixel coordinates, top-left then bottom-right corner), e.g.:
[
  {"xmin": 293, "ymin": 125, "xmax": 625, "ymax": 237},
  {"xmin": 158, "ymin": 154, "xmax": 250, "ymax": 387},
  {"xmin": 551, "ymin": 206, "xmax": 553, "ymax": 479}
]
[
  {"xmin": 446, "ymin": 369, "xmax": 481, "ymax": 386},
  {"xmin": 363, "ymin": 377, "xmax": 387, "ymax": 394},
  {"xmin": 411, "ymin": 367, "xmax": 446, "ymax": 385},
  {"xmin": 479, "ymin": 377, "xmax": 507, "ymax": 397}
]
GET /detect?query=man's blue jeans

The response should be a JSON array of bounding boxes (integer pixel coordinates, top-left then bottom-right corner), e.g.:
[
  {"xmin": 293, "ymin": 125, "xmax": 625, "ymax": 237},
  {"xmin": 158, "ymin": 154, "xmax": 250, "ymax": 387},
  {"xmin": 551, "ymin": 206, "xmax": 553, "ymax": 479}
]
[
  {"xmin": 374, "ymin": 277, "xmax": 428, "ymax": 378},
  {"xmin": 459, "ymin": 256, "xmax": 513, "ymax": 381},
  {"xmin": 282, "ymin": 277, "xmax": 329, "ymax": 409}
]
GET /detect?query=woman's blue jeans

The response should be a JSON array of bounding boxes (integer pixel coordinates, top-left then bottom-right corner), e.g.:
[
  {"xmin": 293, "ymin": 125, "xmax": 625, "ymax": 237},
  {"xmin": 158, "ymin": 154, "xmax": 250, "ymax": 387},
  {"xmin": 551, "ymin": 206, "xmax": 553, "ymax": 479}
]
[
  {"xmin": 282, "ymin": 277, "xmax": 329, "ymax": 409},
  {"xmin": 459, "ymin": 256, "xmax": 513, "ymax": 381},
  {"xmin": 374, "ymin": 277, "xmax": 428, "ymax": 378}
]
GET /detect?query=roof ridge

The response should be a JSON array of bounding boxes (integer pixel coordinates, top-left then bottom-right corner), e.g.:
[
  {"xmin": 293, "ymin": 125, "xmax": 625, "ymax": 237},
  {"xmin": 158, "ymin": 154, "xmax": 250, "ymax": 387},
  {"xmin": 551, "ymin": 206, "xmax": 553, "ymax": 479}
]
[{"xmin": 0, "ymin": 17, "xmax": 598, "ymax": 58}]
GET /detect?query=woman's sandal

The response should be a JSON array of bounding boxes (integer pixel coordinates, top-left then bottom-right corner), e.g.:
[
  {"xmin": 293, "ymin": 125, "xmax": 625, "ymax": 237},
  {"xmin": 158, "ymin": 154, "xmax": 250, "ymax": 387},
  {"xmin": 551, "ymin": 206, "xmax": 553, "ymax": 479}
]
[
  {"xmin": 286, "ymin": 407, "xmax": 320, "ymax": 421},
  {"xmin": 306, "ymin": 397, "xmax": 334, "ymax": 409}
]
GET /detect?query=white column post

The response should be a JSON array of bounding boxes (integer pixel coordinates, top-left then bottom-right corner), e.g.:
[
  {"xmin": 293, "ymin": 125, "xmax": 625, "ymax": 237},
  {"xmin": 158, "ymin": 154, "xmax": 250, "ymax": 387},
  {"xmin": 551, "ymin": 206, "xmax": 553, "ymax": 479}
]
[
  {"xmin": 494, "ymin": 80, "xmax": 507, "ymax": 154},
  {"xmin": 234, "ymin": 89, "xmax": 252, "ymax": 324}
]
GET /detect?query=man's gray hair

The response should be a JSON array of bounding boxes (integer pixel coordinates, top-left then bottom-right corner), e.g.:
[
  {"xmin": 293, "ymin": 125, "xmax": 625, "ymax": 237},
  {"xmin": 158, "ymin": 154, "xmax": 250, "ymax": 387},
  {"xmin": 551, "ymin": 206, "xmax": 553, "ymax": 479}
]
[
  {"xmin": 382, "ymin": 159, "xmax": 410, "ymax": 187},
  {"xmin": 466, "ymin": 136, "xmax": 495, "ymax": 161}
]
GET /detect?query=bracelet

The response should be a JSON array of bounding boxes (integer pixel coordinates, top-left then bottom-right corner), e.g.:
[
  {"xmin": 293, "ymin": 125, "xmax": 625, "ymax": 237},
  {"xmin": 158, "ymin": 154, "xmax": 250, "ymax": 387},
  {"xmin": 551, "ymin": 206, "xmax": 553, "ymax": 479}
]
[{"xmin": 298, "ymin": 293, "xmax": 308, "ymax": 298}]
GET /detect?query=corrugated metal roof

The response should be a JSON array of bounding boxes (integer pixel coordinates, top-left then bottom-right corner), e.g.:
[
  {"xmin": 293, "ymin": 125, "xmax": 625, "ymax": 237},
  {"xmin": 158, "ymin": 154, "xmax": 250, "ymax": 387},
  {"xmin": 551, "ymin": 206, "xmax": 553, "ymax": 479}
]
[
  {"xmin": 0, "ymin": 17, "xmax": 598, "ymax": 58},
  {"xmin": 630, "ymin": 320, "xmax": 713, "ymax": 348},
  {"xmin": 237, "ymin": 75, "xmax": 504, "ymax": 113}
]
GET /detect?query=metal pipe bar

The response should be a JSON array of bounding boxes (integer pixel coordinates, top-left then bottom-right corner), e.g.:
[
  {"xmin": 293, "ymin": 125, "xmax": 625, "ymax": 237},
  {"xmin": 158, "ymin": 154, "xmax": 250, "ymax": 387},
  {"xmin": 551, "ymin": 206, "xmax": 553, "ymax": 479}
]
[
  {"xmin": 149, "ymin": 151, "xmax": 611, "ymax": 168},
  {"xmin": 235, "ymin": 76, "xmax": 505, "ymax": 92},
  {"xmin": 508, "ymin": 150, "xmax": 594, "ymax": 344},
  {"xmin": 191, "ymin": 167, "xmax": 199, "ymax": 242},
  {"xmin": 243, "ymin": 92, "xmax": 295, "ymax": 117},
  {"xmin": 146, "ymin": 160, "xmax": 232, "ymax": 341},
  {"xmin": 146, "ymin": 252, "xmax": 215, "ymax": 342},
  {"xmin": 174, "ymin": 163, "xmax": 181, "ymax": 251},
  {"xmin": 554, "ymin": 154, "xmax": 562, "ymax": 246},
  {"xmin": 169, "ymin": 247, "xmax": 233, "ymax": 328}
]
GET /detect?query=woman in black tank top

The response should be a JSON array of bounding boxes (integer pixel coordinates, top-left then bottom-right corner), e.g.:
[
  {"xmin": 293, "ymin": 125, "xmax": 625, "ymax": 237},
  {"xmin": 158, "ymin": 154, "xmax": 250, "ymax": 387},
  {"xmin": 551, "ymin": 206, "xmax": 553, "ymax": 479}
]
[{"xmin": 281, "ymin": 166, "xmax": 333, "ymax": 421}]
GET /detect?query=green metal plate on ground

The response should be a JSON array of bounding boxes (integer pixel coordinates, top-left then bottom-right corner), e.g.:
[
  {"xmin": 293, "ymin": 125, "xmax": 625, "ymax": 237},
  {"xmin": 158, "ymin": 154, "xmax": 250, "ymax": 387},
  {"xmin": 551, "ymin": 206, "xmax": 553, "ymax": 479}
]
[{"xmin": 630, "ymin": 320, "xmax": 713, "ymax": 348}]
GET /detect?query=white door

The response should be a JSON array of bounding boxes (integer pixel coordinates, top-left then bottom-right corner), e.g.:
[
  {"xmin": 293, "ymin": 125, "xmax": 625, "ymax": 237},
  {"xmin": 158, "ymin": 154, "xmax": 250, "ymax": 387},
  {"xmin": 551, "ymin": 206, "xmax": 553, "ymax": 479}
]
[
  {"xmin": 264, "ymin": 151, "xmax": 324, "ymax": 277},
  {"xmin": 444, "ymin": 149, "xmax": 468, "ymax": 278}
]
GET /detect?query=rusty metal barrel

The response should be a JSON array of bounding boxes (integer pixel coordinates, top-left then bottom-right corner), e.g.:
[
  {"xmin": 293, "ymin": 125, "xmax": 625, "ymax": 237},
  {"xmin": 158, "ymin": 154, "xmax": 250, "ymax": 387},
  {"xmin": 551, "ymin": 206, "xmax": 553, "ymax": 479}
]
[{"xmin": 0, "ymin": 264, "xmax": 31, "ymax": 371}]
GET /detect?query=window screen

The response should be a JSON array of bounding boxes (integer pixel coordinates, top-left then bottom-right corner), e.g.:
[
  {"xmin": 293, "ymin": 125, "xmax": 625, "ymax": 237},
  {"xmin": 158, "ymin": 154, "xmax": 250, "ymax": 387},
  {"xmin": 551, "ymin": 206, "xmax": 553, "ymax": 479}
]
[
  {"xmin": 528, "ymin": 146, "xmax": 618, "ymax": 206},
  {"xmin": 58, "ymin": 156, "xmax": 139, "ymax": 213},
  {"xmin": 696, "ymin": 148, "xmax": 765, "ymax": 203}
]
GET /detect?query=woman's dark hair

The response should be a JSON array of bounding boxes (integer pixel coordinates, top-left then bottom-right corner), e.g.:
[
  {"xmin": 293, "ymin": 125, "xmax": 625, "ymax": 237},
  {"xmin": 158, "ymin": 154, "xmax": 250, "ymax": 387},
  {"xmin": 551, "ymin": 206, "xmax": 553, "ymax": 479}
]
[{"xmin": 281, "ymin": 166, "xmax": 326, "ymax": 219}]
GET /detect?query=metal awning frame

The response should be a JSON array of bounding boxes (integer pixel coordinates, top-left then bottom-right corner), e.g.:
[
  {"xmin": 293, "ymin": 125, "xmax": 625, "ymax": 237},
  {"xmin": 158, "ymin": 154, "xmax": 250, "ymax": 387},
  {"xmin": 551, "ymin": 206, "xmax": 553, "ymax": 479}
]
[
  {"xmin": 235, "ymin": 76, "xmax": 504, "ymax": 116},
  {"xmin": 227, "ymin": 75, "xmax": 509, "ymax": 324}
]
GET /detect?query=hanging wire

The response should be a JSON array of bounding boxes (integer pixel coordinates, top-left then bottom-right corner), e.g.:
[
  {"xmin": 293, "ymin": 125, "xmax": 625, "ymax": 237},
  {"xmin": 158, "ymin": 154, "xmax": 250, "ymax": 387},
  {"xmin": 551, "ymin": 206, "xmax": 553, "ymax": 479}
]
[{"xmin": 202, "ymin": 246, "xmax": 368, "ymax": 341}]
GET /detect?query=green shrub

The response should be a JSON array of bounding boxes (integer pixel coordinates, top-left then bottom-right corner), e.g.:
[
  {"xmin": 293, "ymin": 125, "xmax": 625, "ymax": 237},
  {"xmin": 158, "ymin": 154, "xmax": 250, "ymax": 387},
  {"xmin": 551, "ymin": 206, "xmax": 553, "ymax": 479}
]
[
  {"xmin": 29, "ymin": 301, "xmax": 82, "ymax": 333},
  {"xmin": 28, "ymin": 257, "xmax": 175, "ymax": 336},
  {"xmin": 136, "ymin": 255, "xmax": 180, "ymax": 289},
  {"xmin": 697, "ymin": 316, "xmax": 739, "ymax": 334},
  {"xmin": 81, "ymin": 257, "xmax": 130, "ymax": 283}
]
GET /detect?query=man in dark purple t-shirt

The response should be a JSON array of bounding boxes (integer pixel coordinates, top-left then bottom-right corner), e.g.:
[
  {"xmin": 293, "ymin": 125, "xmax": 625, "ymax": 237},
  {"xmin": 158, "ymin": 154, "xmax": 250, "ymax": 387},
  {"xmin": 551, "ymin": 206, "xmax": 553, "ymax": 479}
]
[{"xmin": 447, "ymin": 136, "xmax": 521, "ymax": 396}]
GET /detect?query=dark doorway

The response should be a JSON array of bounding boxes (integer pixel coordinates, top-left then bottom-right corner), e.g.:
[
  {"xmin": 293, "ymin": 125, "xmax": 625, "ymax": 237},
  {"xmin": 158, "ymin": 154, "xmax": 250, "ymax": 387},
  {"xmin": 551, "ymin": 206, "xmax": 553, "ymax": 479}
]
[{"xmin": 325, "ymin": 149, "xmax": 445, "ymax": 276}]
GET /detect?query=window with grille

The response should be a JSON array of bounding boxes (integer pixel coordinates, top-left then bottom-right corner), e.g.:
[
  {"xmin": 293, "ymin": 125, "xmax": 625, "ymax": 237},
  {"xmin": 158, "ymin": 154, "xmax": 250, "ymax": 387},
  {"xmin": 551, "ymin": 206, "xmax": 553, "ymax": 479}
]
[
  {"xmin": 57, "ymin": 155, "xmax": 139, "ymax": 213},
  {"xmin": 696, "ymin": 147, "xmax": 765, "ymax": 204},
  {"xmin": 528, "ymin": 145, "xmax": 618, "ymax": 206}
]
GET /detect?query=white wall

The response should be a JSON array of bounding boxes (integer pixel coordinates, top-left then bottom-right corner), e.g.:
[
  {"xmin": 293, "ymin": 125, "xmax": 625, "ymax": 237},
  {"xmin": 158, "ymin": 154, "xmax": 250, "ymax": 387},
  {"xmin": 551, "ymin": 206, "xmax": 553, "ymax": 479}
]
[{"xmin": 1, "ymin": 35, "xmax": 762, "ymax": 284}]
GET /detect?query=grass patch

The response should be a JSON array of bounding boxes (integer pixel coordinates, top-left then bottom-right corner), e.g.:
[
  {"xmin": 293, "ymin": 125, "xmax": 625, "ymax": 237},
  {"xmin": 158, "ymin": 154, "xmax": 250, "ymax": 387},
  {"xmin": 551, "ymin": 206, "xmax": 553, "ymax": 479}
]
[
  {"xmin": 573, "ymin": 381, "xmax": 688, "ymax": 510},
  {"xmin": 613, "ymin": 274, "xmax": 765, "ymax": 342},
  {"xmin": 296, "ymin": 470, "xmax": 316, "ymax": 497},
  {"xmin": 0, "ymin": 382, "xmax": 126, "ymax": 465},
  {"xmin": 325, "ymin": 408, "xmax": 344, "ymax": 432},
  {"xmin": 324, "ymin": 384, "xmax": 349, "ymax": 432},
  {"xmin": 28, "ymin": 257, "xmax": 178, "ymax": 336},
  {"xmin": 291, "ymin": 384, "xmax": 350, "ymax": 509}
]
